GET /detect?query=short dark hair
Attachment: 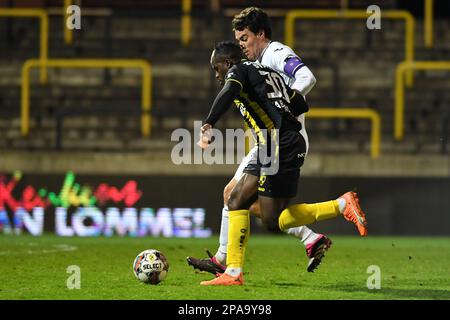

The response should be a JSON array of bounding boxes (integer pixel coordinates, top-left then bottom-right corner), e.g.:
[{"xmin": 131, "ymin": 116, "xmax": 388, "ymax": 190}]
[
  {"xmin": 214, "ymin": 41, "xmax": 244, "ymax": 63},
  {"xmin": 232, "ymin": 7, "xmax": 272, "ymax": 39}
]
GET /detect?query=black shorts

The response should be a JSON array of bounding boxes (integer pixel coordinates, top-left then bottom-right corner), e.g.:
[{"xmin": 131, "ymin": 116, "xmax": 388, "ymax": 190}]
[
  {"xmin": 257, "ymin": 170, "xmax": 300, "ymax": 198},
  {"xmin": 242, "ymin": 129, "xmax": 306, "ymax": 198}
]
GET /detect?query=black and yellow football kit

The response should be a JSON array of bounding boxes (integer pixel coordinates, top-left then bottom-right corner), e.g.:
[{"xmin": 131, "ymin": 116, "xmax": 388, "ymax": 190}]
[{"xmin": 205, "ymin": 59, "xmax": 309, "ymax": 198}]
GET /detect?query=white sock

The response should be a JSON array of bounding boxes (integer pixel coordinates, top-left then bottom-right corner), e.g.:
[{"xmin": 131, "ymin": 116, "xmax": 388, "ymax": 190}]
[
  {"xmin": 225, "ymin": 267, "xmax": 242, "ymax": 277},
  {"xmin": 214, "ymin": 206, "xmax": 228, "ymax": 265},
  {"xmin": 338, "ymin": 198, "xmax": 346, "ymax": 213},
  {"xmin": 285, "ymin": 226, "xmax": 320, "ymax": 246}
]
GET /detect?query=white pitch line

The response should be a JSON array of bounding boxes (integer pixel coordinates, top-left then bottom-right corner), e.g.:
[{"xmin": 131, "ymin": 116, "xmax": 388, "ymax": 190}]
[{"xmin": 0, "ymin": 244, "xmax": 78, "ymax": 255}]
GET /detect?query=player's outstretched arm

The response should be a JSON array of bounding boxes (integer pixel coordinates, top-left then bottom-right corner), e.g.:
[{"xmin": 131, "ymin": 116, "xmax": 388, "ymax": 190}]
[
  {"xmin": 198, "ymin": 80, "xmax": 242, "ymax": 148},
  {"xmin": 204, "ymin": 80, "xmax": 242, "ymax": 126}
]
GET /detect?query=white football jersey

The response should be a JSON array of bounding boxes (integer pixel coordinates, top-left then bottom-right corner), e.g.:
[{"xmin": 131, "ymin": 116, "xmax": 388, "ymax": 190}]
[
  {"xmin": 258, "ymin": 41, "xmax": 313, "ymax": 155},
  {"xmin": 259, "ymin": 41, "xmax": 298, "ymax": 87}
]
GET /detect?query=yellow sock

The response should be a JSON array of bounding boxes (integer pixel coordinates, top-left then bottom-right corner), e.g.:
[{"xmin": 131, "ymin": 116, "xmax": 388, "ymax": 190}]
[
  {"xmin": 226, "ymin": 210, "xmax": 250, "ymax": 268},
  {"xmin": 278, "ymin": 200, "xmax": 340, "ymax": 231}
]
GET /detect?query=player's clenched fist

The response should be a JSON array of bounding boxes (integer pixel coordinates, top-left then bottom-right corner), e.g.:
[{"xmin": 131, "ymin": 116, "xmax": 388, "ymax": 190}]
[{"xmin": 197, "ymin": 123, "xmax": 213, "ymax": 149}]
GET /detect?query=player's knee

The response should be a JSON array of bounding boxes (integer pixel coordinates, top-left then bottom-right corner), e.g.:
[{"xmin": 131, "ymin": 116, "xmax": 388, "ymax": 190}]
[
  {"xmin": 223, "ymin": 181, "xmax": 234, "ymax": 205},
  {"xmin": 227, "ymin": 195, "xmax": 240, "ymax": 211}
]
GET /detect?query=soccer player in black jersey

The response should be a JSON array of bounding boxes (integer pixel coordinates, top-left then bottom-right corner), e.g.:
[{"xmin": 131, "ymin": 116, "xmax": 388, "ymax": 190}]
[
  {"xmin": 198, "ymin": 42, "xmax": 367, "ymax": 286},
  {"xmin": 188, "ymin": 7, "xmax": 331, "ymax": 276}
]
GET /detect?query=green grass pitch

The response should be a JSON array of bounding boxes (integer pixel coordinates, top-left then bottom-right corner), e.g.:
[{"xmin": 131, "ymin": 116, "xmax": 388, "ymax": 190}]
[{"xmin": 0, "ymin": 234, "xmax": 449, "ymax": 300}]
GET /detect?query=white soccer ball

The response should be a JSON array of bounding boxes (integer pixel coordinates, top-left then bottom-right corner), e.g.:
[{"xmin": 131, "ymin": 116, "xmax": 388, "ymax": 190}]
[{"xmin": 132, "ymin": 249, "xmax": 169, "ymax": 285}]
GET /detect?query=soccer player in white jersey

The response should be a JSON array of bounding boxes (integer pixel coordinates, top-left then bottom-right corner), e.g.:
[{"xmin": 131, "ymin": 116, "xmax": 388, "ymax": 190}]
[{"xmin": 187, "ymin": 7, "xmax": 339, "ymax": 275}]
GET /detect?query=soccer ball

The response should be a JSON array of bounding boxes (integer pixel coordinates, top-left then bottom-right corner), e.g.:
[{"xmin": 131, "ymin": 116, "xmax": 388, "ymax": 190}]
[{"xmin": 132, "ymin": 249, "xmax": 169, "ymax": 285}]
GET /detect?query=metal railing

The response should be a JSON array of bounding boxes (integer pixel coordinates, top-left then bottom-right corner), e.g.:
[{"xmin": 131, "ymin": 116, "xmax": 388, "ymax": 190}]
[
  {"xmin": 285, "ymin": 9, "xmax": 416, "ymax": 86},
  {"xmin": 394, "ymin": 61, "xmax": 450, "ymax": 140},
  {"xmin": 21, "ymin": 58, "xmax": 152, "ymax": 138},
  {"xmin": 181, "ymin": 0, "xmax": 192, "ymax": 46},
  {"xmin": 307, "ymin": 108, "xmax": 381, "ymax": 158},
  {"xmin": 64, "ymin": 0, "xmax": 73, "ymax": 45},
  {"xmin": 0, "ymin": 8, "xmax": 48, "ymax": 83},
  {"xmin": 60, "ymin": 1, "xmax": 191, "ymax": 46},
  {"xmin": 424, "ymin": 0, "xmax": 434, "ymax": 48}
]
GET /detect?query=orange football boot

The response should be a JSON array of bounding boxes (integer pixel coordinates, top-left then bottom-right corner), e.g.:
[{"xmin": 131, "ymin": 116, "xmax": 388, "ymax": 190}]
[
  {"xmin": 339, "ymin": 191, "xmax": 368, "ymax": 236},
  {"xmin": 200, "ymin": 272, "xmax": 244, "ymax": 286}
]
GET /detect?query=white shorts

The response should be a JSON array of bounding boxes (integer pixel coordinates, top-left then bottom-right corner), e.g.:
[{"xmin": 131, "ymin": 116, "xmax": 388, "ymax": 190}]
[{"xmin": 232, "ymin": 146, "xmax": 258, "ymax": 181}]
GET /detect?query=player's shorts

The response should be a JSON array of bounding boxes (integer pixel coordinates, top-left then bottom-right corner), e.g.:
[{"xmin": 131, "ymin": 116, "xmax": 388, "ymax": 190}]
[
  {"xmin": 243, "ymin": 129, "xmax": 306, "ymax": 198},
  {"xmin": 257, "ymin": 170, "xmax": 300, "ymax": 198},
  {"xmin": 233, "ymin": 145, "xmax": 258, "ymax": 181},
  {"xmin": 234, "ymin": 117, "xmax": 308, "ymax": 182}
]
